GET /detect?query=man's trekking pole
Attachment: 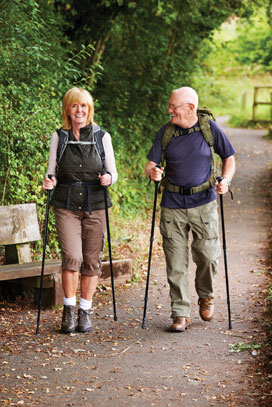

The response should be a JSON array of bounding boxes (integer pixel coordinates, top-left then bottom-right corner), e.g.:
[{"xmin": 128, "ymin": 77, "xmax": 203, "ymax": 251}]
[
  {"xmin": 101, "ymin": 170, "xmax": 117, "ymax": 321},
  {"xmin": 142, "ymin": 167, "xmax": 160, "ymax": 329},
  {"xmin": 217, "ymin": 176, "xmax": 232, "ymax": 330},
  {"xmin": 36, "ymin": 174, "xmax": 53, "ymax": 335}
]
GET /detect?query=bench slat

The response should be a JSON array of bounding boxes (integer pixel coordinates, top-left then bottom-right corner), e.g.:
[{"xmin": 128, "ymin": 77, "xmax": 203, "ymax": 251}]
[
  {"xmin": 0, "ymin": 260, "xmax": 61, "ymax": 280},
  {"xmin": 0, "ymin": 259, "xmax": 132, "ymax": 283}
]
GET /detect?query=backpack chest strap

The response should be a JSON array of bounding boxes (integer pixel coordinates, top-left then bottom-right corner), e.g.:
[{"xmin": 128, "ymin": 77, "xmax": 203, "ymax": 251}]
[
  {"xmin": 67, "ymin": 140, "xmax": 96, "ymax": 145},
  {"xmin": 173, "ymin": 126, "xmax": 201, "ymax": 137}
]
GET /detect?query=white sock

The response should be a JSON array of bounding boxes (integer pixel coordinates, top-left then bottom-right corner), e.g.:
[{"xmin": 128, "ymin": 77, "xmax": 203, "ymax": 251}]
[
  {"xmin": 64, "ymin": 296, "xmax": 76, "ymax": 307},
  {"xmin": 79, "ymin": 297, "xmax": 92, "ymax": 311}
]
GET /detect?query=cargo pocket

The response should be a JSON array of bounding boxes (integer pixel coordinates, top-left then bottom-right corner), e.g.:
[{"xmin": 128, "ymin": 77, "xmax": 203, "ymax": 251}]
[
  {"xmin": 199, "ymin": 201, "xmax": 219, "ymax": 239},
  {"xmin": 160, "ymin": 216, "xmax": 174, "ymax": 239}
]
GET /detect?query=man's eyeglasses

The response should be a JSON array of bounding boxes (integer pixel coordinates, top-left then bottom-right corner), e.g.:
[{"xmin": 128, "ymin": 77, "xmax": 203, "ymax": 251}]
[{"xmin": 168, "ymin": 102, "xmax": 189, "ymax": 110}]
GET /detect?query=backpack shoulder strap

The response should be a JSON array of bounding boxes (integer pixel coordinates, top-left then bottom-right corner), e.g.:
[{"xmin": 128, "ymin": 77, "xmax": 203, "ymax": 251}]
[
  {"xmin": 161, "ymin": 122, "xmax": 179, "ymax": 167},
  {"xmin": 197, "ymin": 112, "xmax": 217, "ymax": 183},
  {"xmin": 197, "ymin": 113, "xmax": 214, "ymax": 147},
  {"xmin": 93, "ymin": 124, "xmax": 106, "ymax": 168},
  {"xmin": 56, "ymin": 128, "xmax": 69, "ymax": 164}
]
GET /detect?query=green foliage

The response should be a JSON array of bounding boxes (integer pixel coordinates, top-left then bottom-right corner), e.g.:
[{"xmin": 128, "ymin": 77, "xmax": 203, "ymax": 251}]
[
  {"xmin": 192, "ymin": 2, "xmax": 272, "ymax": 125},
  {"xmin": 229, "ymin": 342, "xmax": 262, "ymax": 353},
  {"xmin": 92, "ymin": 0, "xmax": 257, "ymax": 128},
  {"xmin": 1, "ymin": 1, "xmax": 59, "ymax": 201},
  {"xmin": 233, "ymin": 13, "xmax": 272, "ymax": 72},
  {"xmin": 0, "ymin": 0, "xmax": 98, "ymax": 257},
  {"xmin": 104, "ymin": 118, "xmax": 155, "ymax": 216}
]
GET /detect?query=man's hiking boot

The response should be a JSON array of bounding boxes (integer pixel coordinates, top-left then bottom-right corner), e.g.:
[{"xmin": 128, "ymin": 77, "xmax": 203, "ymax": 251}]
[
  {"xmin": 169, "ymin": 317, "xmax": 191, "ymax": 332},
  {"xmin": 198, "ymin": 298, "xmax": 214, "ymax": 321},
  {"xmin": 77, "ymin": 308, "xmax": 92, "ymax": 333},
  {"xmin": 61, "ymin": 305, "xmax": 76, "ymax": 333}
]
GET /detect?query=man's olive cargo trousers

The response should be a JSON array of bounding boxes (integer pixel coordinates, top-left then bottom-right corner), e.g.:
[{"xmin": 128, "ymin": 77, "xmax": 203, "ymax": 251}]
[{"xmin": 160, "ymin": 200, "xmax": 221, "ymax": 318}]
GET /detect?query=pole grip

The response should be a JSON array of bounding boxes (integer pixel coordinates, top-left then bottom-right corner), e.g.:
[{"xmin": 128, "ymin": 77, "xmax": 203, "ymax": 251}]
[
  {"xmin": 45, "ymin": 174, "xmax": 54, "ymax": 191},
  {"xmin": 154, "ymin": 164, "xmax": 163, "ymax": 185}
]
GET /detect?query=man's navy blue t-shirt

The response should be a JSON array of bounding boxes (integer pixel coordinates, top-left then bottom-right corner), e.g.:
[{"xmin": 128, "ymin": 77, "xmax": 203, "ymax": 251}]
[{"xmin": 147, "ymin": 120, "xmax": 236, "ymax": 209}]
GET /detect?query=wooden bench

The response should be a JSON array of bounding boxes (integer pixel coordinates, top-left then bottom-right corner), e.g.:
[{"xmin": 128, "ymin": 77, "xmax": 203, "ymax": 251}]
[{"xmin": 0, "ymin": 204, "xmax": 132, "ymax": 307}]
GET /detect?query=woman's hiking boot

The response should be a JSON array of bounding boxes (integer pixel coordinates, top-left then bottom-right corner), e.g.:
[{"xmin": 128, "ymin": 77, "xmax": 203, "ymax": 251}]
[
  {"xmin": 61, "ymin": 305, "xmax": 76, "ymax": 333},
  {"xmin": 77, "ymin": 308, "xmax": 92, "ymax": 332}
]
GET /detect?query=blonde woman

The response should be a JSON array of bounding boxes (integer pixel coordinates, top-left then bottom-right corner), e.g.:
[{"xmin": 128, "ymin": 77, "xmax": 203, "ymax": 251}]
[{"xmin": 43, "ymin": 87, "xmax": 118, "ymax": 333}]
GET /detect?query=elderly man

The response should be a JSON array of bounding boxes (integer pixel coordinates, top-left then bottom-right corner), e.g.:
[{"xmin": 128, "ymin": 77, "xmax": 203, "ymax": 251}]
[{"xmin": 145, "ymin": 87, "xmax": 235, "ymax": 332}]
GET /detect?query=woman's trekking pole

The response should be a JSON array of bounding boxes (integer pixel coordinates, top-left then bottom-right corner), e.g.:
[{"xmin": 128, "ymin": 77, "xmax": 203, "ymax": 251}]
[
  {"xmin": 142, "ymin": 176, "xmax": 160, "ymax": 329},
  {"xmin": 36, "ymin": 174, "xmax": 53, "ymax": 335},
  {"xmin": 101, "ymin": 170, "xmax": 117, "ymax": 321},
  {"xmin": 217, "ymin": 177, "xmax": 232, "ymax": 330}
]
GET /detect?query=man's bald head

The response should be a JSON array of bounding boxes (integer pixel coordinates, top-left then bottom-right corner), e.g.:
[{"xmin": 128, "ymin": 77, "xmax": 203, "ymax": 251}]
[{"xmin": 172, "ymin": 87, "xmax": 198, "ymax": 112}]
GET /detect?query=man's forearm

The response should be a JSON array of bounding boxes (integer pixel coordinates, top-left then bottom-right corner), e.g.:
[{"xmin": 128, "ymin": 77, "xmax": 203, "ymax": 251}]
[{"xmin": 222, "ymin": 156, "xmax": 235, "ymax": 182}]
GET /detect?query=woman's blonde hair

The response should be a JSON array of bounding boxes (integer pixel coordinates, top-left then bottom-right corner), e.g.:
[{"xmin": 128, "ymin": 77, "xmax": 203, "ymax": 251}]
[{"xmin": 62, "ymin": 87, "xmax": 94, "ymax": 129}]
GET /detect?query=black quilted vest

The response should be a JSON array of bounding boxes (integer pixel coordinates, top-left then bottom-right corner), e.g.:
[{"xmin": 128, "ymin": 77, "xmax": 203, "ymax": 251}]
[{"xmin": 50, "ymin": 124, "xmax": 112, "ymax": 212}]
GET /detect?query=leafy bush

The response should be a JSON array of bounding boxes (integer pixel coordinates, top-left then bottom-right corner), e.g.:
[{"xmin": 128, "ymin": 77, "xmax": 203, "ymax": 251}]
[{"xmin": 233, "ymin": 13, "xmax": 272, "ymax": 73}]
